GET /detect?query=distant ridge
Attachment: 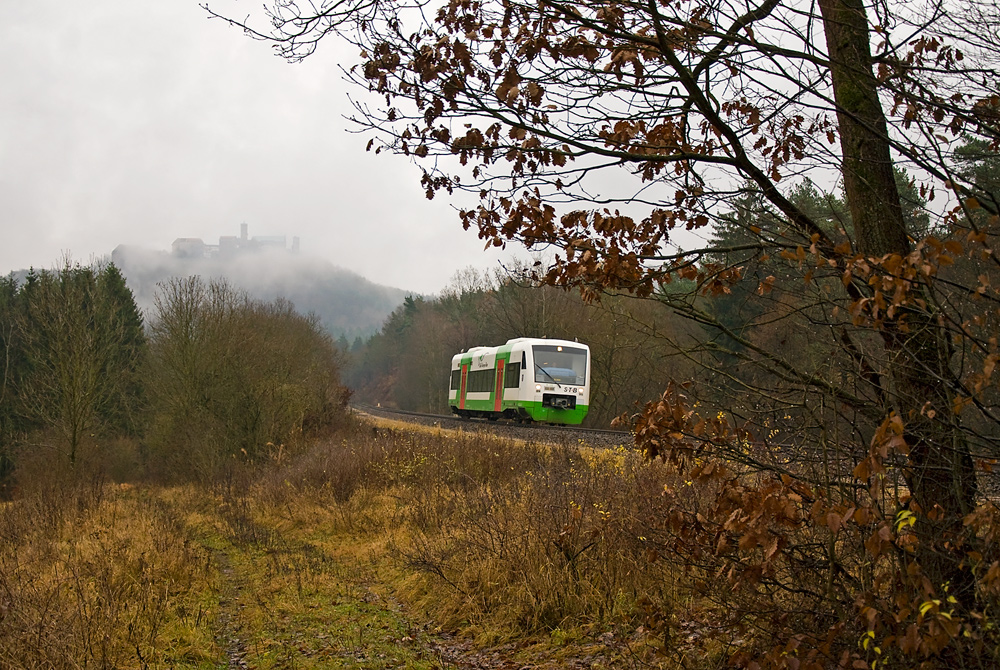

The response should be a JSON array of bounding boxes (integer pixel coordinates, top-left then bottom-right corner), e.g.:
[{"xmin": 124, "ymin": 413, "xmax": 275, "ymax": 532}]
[
  {"xmin": 109, "ymin": 244, "xmax": 412, "ymax": 340},
  {"xmin": 3, "ymin": 243, "xmax": 412, "ymax": 340}
]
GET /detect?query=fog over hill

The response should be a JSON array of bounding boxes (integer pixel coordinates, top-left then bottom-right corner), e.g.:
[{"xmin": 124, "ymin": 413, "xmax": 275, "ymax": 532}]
[{"xmin": 108, "ymin": 243, "xmax": 411, "ymax": 340}]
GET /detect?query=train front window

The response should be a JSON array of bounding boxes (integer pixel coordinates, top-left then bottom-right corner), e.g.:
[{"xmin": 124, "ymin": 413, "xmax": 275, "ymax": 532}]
[{"xmin": 532, "ymin": 345, "xmax": 587, "ymax": 385}]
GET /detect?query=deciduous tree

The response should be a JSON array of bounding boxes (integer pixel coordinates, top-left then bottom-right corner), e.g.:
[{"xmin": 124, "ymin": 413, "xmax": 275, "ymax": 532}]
[
  {"xmin": 207, "ymin": 0, "xmax": 1000, "ymax": 663},
  {"xmin": 146, "ymin": 277, "xmax": 345, "ymax": 477}
]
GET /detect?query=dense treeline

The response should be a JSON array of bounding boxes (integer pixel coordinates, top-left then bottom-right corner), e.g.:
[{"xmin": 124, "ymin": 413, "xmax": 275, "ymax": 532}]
[
  {"xmin": 0, "ymin": 261, "xmax": 145, "ymax": 474},
  {"xmin": 0, "ymin": 260, "xmax": 347, "ymax": 489}
]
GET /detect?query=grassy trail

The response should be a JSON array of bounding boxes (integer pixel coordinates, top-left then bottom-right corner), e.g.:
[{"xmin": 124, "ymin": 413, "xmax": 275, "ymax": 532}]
[
  {"xmin": 153, "ymin": 485, "xmax": 445, "ymax": 670},
  {"xmin": 1, "ymin": 421, "xmax": 667, "ymax": 669}
]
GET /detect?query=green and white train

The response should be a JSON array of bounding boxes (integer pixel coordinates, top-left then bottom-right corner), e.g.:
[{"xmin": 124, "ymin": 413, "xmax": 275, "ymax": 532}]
[{"xmin": 449, "ymin": 338, "xmax": 590, "ymax": 425}]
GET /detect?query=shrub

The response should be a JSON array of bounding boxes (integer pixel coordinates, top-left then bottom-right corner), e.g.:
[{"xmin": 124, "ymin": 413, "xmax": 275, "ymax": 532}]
[{"xmin": 144, "ymin": 277, "xmax": 347, "ymax": 480}]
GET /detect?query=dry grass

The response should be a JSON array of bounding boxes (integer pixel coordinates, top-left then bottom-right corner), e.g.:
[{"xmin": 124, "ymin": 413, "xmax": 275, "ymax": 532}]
[
  {"xmin": 0, "ymin": 478, "xmax": 214, "ymax": 668},
  {"xmin": 244, "ymin": 418, "xmax": 693, "ymax": 661},
  {"xmin": 6, "ymin": 415, "xmax": 998, "ymax": 668},
  {"xmin": 0, "ymin": 418, "xmax": 715, "ymax": 669}
]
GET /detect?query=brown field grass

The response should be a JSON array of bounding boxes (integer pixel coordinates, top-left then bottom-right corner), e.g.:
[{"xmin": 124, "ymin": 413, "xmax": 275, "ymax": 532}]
[
  {"xmin": 0, "ymin": 474, "xmax": 213, "ymax": 668},
  {"xmin": 0, "ymin": 416, "xmax": 725, "ymax": 669}
]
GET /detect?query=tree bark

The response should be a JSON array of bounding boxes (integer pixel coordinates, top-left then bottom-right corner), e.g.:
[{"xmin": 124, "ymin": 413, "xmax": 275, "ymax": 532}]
[{"xmin": 819, "ymin": 0, "xmax": 979, "ymax": 607}]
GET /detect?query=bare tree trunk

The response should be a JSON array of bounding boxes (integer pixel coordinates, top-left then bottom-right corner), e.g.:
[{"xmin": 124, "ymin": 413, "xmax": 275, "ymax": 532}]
[{"xmin": 820, "ymin": 0, "xmax": 979, "ymax": 606}]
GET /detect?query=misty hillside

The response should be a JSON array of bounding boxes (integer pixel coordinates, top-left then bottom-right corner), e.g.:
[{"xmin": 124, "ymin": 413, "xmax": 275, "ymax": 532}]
[
  {"xmin": 102, "ymin": 245, "xmax": 411, "ymax": 339},
  {"xmin": 107, "ymin": 245, "xmax": 411, "ymax": 339}
]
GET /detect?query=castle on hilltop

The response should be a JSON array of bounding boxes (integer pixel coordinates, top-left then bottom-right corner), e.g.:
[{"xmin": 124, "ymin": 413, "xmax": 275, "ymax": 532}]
[{"xmin": 171, "ymin": 224, "xmax": 300, "ymax": 259}]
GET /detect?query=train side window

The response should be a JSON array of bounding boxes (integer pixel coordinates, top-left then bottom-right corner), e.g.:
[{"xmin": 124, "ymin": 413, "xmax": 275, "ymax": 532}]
[
  {"xmin": 521, "ymin": 351, "xmax": 527, "ymax": 368},
  {"xmin": 504, "ymin": 362, "xmax": 521, "ymax": 388},
  {"xmin": 450, "ymin": 369, "xmax": 461, "ymax": 390},
  {"xmin": 467, "ymin": 368, "xmax": 492, "ymax": 393}
]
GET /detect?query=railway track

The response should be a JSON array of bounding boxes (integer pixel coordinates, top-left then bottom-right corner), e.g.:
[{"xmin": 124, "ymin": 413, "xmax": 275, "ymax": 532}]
[{"xmin": 352, "ymin": 404, "xmax": 635, "ymax": 450}]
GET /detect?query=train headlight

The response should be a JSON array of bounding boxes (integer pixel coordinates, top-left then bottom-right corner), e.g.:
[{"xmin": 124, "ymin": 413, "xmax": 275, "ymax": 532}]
[
  {"xmin": 535, "ymin": 384, "xmax": 542, "ymax": 392},
  {"xmin": 578, "ymin": 388, "xmax": 584, "ymax": 395}
]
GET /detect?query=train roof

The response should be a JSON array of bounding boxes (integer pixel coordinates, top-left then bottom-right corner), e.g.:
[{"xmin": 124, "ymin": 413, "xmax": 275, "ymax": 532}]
[
  {"xmin": 503, "ymin": 337, "xmax": 587, "ymax": 347},
  {"xmin": 452, "ymin": 338, "xmax": 589, "ymax": 361}
]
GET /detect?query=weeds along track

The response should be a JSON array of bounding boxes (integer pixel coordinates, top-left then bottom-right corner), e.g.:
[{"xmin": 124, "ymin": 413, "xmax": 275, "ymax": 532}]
[{"xmin": 352, "ymin": 404, "xmax": 634, "ymax": 451}]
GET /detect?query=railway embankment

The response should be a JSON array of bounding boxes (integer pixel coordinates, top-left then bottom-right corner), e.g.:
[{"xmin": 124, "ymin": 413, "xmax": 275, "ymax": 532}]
[{"xmin": 352, "ymin": 403, "xmax": 634, "ymax": 451}]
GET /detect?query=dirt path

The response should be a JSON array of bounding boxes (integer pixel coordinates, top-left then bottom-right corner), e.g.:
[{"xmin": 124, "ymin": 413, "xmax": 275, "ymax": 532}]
[
  {"xmin": 146, "ymin": 484, "xmax": 642, "ymax": 670},
  {"xmin": 210, "ymin": 548, "xmax": 252, "ymax": 669},
  {"xmin": 154, "ymin": 486, "xmax": 454, "ymax": 669}
]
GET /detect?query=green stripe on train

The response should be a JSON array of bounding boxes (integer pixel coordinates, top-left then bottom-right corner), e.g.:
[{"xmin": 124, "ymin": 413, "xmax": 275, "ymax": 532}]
[{"xmin": 458, "ymin": 396, "xmax": 588, "ymax": 425}]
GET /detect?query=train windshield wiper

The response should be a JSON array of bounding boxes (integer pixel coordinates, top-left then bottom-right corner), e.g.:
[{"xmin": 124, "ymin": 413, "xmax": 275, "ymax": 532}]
[{"xmin": 535, "ymin": 364, "xmax": 562, "ymax": 389}]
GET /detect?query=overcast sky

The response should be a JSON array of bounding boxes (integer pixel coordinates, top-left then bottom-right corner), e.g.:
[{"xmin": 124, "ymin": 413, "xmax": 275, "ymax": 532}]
[{"xmin": 0, "ymin": 0, "xmax": 511, "ymax": 295}]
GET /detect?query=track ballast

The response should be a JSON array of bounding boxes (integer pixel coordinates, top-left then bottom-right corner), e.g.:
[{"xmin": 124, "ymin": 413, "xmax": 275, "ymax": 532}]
[{"xmin": 352, "ymin": 404, "xmax": 634, "ymax": 450}]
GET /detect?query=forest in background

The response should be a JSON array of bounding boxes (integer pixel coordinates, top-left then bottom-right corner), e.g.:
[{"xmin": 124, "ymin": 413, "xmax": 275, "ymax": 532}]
[
  {"xmin": 345, "ymin": 266, "xmax": 699, "ymax": 427},
  {"xmin": 0, "ymin": 259, "xmax": 348, "ymax": 488}
]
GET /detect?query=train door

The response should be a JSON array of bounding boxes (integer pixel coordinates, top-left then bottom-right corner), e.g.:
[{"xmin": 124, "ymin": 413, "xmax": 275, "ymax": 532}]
[
  {"xmin": 459, "ymin": 364, "xmax": 468, "ymax": 410},
  {"xmin": 493, "ymin": 358, "xmax": 505, "ymax": 412}
]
